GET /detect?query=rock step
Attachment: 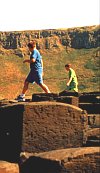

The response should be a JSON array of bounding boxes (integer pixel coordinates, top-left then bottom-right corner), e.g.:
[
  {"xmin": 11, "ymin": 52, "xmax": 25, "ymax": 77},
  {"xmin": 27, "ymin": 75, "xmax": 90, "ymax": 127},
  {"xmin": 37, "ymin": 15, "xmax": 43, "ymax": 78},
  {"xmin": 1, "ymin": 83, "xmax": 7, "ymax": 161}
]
[
  {"xmin": 0, "ymin": 161, "xmax": 19, "ymax": 173},
  {"xmin": 85, "ymin": 140, "xmax": 100, "ymax": 146},
  {"xmin": 79, "ymin": 91, "xmax": 100, "ymax": 103},
  {"xmin": 20, "ymin": 147, "xmax": 100, "ymax": 173},
  {"xmin": 85, "ymin": 128, "xmax": 100, "ymax": 146},
  {"xmin": 32, "ymin": 93, "xmax": 79, "ymax": 107},
  {"xmin": 88, "ymin": 114, "xmax": 100, "ymax": 127},
  {"xmin": 79, "ymin": 103, "xmax": 100, "ymax": 114}
]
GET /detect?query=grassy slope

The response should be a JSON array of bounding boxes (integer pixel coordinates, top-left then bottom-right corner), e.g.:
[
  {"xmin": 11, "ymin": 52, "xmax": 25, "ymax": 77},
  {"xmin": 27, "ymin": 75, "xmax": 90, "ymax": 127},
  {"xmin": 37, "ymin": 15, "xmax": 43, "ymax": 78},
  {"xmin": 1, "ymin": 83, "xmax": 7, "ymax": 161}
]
[
  {"xmin": 0, "ymin": 47, "xmax": 99, "ymax": 99},
  {"xmin": 43, "ymin": 48, "xmax": 99, "ymax": 92}
]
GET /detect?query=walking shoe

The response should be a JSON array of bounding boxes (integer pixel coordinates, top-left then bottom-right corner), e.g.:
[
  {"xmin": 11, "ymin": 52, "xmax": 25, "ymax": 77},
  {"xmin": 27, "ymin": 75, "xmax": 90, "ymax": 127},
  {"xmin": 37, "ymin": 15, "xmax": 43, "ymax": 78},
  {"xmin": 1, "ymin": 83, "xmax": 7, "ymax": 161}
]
[{"xmin": 16, "ymin": 95, "xmax": 25, "ymax": 102}]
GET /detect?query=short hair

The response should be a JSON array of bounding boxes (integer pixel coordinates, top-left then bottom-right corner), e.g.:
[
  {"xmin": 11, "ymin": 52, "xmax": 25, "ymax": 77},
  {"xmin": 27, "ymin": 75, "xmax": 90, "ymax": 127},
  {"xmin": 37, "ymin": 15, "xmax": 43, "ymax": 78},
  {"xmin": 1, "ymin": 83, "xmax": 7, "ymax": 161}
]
[
  {"xmin": 65, "ymin": 64, "xmax": 71, "ymax": 68},
  {"xmin": 27, "ymin": 40, "xmax": 36, "ymax": 48}
]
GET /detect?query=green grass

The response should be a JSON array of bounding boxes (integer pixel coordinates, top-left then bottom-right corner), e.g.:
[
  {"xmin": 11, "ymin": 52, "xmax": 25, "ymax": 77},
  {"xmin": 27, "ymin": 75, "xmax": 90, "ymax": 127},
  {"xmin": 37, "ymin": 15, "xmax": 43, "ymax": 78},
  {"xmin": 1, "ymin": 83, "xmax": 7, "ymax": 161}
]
[
  {"xmin": 42, "ymin": 47, "xmax": 100, "ymax": 93},
  {"xmin": 0, "ymin": 47, "xmax": 99, "ymax": 99}
]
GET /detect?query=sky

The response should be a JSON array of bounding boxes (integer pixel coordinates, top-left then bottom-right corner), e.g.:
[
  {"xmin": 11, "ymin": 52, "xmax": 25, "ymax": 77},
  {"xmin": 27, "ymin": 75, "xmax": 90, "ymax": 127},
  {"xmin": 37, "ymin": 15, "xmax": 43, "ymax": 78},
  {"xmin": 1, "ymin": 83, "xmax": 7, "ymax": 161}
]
[{"xmin": 0, "ymin": 0, "xmax": 99, "ymax": 31}]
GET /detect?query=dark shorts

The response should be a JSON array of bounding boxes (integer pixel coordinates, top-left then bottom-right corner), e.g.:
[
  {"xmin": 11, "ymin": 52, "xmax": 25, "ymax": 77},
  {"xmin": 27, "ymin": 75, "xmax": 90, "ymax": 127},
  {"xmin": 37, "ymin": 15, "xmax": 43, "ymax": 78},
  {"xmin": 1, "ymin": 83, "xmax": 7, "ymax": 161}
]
[
  {"xmin": 66, "ymin": 83, "xmax": 78, "ymax": 92},
  {"xmin": 25, "ymin": 70, "xmax": 43, "ymax": 85}
]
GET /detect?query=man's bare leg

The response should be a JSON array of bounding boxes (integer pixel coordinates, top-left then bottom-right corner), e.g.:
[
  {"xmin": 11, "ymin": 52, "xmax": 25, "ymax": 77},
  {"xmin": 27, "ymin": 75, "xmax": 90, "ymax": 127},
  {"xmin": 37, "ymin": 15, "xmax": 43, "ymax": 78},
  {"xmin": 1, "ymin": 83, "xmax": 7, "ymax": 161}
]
[
  {"xmin": 21, "ymin": 81, "xmax": 29, "ymax": 95},
  {"xmin": 39, "ymin": 83, "xmax": 50, "ymax": 93}
]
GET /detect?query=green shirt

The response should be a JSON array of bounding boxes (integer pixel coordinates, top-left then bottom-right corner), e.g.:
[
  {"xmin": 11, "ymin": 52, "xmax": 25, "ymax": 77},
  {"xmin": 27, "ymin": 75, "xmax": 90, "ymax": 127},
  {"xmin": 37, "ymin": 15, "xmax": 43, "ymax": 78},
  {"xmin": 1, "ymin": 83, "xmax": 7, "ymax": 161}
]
[{"xmin": 68, "ymin": 68, "xmax": 78, "ymax": 91}]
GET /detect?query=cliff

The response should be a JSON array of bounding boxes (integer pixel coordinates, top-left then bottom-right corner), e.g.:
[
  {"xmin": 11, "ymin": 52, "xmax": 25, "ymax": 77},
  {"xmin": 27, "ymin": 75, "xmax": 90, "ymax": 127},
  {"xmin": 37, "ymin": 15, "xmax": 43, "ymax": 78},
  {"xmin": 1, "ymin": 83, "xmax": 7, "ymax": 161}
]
[{"xmin": 0, "ymin": 25, "xmax": 99, "ymax": 57}]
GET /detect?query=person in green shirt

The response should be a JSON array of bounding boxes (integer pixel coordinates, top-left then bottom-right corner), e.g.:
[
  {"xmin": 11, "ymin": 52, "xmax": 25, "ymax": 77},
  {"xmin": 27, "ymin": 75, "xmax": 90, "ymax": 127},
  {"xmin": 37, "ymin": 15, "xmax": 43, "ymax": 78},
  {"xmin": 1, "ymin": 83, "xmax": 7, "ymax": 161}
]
[{"xmin": 65, "ymin": 64, "xmax": 78, "ymax": 92}]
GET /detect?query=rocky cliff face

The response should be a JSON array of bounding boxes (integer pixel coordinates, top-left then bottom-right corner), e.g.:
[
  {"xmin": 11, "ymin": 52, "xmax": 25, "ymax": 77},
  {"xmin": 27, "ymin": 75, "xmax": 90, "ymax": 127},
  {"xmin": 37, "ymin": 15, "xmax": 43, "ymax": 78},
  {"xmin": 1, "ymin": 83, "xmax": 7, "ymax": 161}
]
[{"xmin": 0, "ymin": 25, "xmax": 99, "ymax": 53}]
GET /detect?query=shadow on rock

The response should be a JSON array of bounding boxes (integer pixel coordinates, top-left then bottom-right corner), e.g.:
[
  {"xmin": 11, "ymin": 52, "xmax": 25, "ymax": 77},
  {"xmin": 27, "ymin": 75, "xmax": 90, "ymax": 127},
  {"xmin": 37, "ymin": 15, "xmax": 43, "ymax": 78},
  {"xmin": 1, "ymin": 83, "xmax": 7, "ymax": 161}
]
[{"xmin": 20, "ymin": 156, "xmax": 62, "ymax": 173}]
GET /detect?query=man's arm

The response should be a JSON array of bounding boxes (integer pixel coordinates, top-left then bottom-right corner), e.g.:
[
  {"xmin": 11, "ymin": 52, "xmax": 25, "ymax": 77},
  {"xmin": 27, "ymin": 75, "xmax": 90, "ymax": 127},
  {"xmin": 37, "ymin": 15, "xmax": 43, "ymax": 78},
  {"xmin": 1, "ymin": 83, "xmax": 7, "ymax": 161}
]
[
  {"xmin": 66, "ymin": 76, "xmax": 72, "ymax": 86},
  {"xmin": 23, "ymin": 58, "xmax": 36, "ymax": 63}
]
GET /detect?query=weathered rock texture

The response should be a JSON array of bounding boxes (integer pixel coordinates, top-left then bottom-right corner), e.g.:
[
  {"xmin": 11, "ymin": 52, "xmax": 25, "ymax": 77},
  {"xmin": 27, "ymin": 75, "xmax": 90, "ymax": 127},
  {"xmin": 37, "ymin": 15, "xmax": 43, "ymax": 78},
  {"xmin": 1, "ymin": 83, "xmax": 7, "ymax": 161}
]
[
  {"xmin": 22, "ymin": 102, "xmax": 88, "ymax": 152},
  {"xmin": 0, "ymin": 101, "xmax": 88, "ymax": 162},
  {"xmin": 20, "ymin": 147, "xmax": 100, "ymax": 173},
  {"xmin": 88, "ymin": 114, "xmax": 100, "ymax": 127},
  {"xmin": 0, "ymin": 25, "xmax": 99, "ymax": 54},
  {"xmin": 0, "ymin": 161, "xmax": 19, "ymax": 173},
  {"xmin": 32, "ymin": 93, "xmax": 79, "ymax": 107},
  {"xmin": 0, "ymin": 104, "xmax": 24, "ymax": 162},
  {"xmin": 79, "ymin": 92, "xmax": 100, "ymax": 146},
  {"xmin": 79, "ymin": 92, "xmax": 100, "ymax": 114},
  {"xmin": 0, "ymin": 92, "xmax": 99, "ymax": 173},
  {"xmin": 85, "ymin": 128, "xmax": 100, "ymax": 146}
]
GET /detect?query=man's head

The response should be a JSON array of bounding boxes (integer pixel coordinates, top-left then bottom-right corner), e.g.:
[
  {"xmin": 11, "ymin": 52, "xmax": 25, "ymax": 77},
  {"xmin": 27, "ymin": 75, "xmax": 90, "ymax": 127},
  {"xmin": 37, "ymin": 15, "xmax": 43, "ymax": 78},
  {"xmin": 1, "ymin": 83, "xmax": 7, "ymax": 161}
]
[
  {"xmin": 65, "ymin": 64, "xmax": 71, "ymax": 71},
  {"xmin": 27, "ymin": 40, "xmax": 36, "ymax": 51}
]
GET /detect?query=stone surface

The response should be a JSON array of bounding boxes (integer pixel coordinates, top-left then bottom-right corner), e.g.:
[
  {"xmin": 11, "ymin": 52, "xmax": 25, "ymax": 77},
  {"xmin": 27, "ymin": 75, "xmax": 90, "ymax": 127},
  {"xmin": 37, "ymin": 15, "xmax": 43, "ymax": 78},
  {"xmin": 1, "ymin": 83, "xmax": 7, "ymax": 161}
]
[
  {"xmin": 85, "ymin": 128, "xmax": 100, "ymax": 146},
  {"xmin": 79, "ymin": 92, "xmax": 100, "ymax": 114},
  {"xmin": 32, "ymin": 93, "xmax": 79, "ymax": 107},
  {"xmin": 79, "ymin": 92, "xmax": 100, "ymax": 103},
  {"xmin": 22, "ymin": 102, "xmax": 88, "ymax": 152},
  {"xmin": 88, "ymin": 114, "xmax": 100, "ymax": 127},
  {"xmin": 0, "ymin": 101, "xmax": 88, "ymax": 162},
  {"xmin": 57, "ymin": 96, "xmax": 79, "ymax": 107},
  {"xmin": 86, "ymin": 128, "xmax": 100, "ymax": 139},
  {"xmin": 20, "ymin": 147, "xmax": 100, "ymax": 173},
  {"xmin": 0, "ymin": 91, "xmax": 99, "ymax": 172},
  {"xmin": 0, "ymin": 161, "xmax": 19, "ymax": 173},
  {"xmin": 79, "ymin": 103, "xmax": 100, "ymax": 114},
  {"xmin": 0, "ymin": 103, "xmax": 24, "ymax": 162}
]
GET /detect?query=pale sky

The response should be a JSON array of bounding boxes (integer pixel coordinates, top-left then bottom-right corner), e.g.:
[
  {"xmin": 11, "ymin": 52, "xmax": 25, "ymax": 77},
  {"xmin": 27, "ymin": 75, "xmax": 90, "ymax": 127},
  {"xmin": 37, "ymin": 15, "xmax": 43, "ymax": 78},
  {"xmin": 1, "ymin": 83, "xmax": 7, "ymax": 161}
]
[{"xmin": 0, "ymin": 0, "xmax": 99, "ymax": 31}]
